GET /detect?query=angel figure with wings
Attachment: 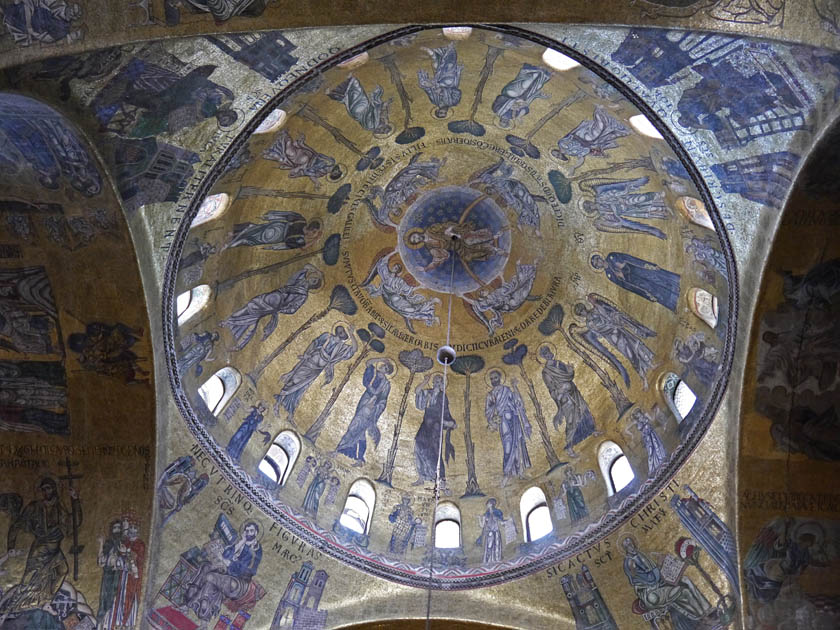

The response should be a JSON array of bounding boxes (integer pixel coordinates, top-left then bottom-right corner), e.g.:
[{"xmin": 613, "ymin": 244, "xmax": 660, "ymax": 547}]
[
  {"xmin": 470, "ymin": 159, "xmax": 544, "ymax": 234},
  {"xmin": 464, "ymin": 261, "xmax": 538, "ymax": 334},
  {"xmin": 572, "ymin": 293, "xmax": 658, "ymax": 390},
  {"xmin": 580, "ymin": 176, "xmax": 671, "ymax": 240},
  {"xmin": 743, "ymin": 518, "xmax": 831, "ymax": 605},
  {"xmin": 361, "ymin": 251, "xmax": 440, "ymax": 333},
  {"xmin": 362, "ymin": 153, "xmax": 445, "ymax": 228}
]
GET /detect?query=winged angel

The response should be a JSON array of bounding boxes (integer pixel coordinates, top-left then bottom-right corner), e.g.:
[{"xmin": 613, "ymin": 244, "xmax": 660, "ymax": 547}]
[
  {"xmin": 362, "ymin": 153, "xmax": 445, "ymax": 228},
  {"xmin": 361, "ymin": 251, "xmax": 440, "ymax": 333},
  {"xmin": 464, "ymin": 261, "xmax": 538, "ymax": 334}
]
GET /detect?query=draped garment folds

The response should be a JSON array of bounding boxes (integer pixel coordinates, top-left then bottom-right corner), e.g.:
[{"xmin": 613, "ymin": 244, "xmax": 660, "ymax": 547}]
[
  {"xmin": 637, "ymin": 417, "xmax": 668, "ymax": 475},
  {"xmin": 485, "ymin": 384, "xmax": 532, "ymax": 478},
  {"xmin": 492, "ymin": 63, "xmax": 551, "ymax": 125},
  {"xmin": 186, "ymin": 540, "xmax": 262, "ymax": 621},
  {"xmin": 328, "ymin": 76, "xmax": 390, "ymax": 133},
  {"xmin": 555, "ymin": 105, "xmax": 630, "ymax": 159},
  {"xmin": 225, "ymin": 210, "xmax": 308, "ymax": 251},
  {"xmin": 541, "ymin": 359, "xmax": 596, "ymax": 449},
  {"xmin": 274, "ymin": 331, "xmax": 355, "ymax": 418},
  {"xmin": 623, "ymin": 548, "xmax": 713, "ymax": 629},
  {"xmin": 602, "ymin": 252, "xmax": 681, "ymax": 312},
  {"xmin": 476, "ymin": 505, "xmax": 504, "ymax": 563},
  {"xmin": 302, "ymin": 465, "xmax": 331, "ymax": 515},
  {"xmin": 417, "ymin": 43, "xmax": 463, "ymax": 110},
  {"xmin": 2, "ymin": 495, "xmax": 80, "ymax": 613},
  {"xmin": 414, "ymin": 385, "xmax": 456, "ymax": 482},
  {"xmin": 336, "ymin": 363, "xmax": 391, "ymax": 462},
  {"xmin": 226, "ymin": 405, "xmax": 264, "ymax": 463},
  {"xmin": 220, "ymin": 266, "xmax": 317, "ymax": 350}
]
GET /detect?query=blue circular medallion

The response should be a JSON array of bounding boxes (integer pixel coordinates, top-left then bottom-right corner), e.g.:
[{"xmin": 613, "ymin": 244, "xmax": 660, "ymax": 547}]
[{"xmin": 397, "ymin": 186, "xmax": 511, "ymax": 294}]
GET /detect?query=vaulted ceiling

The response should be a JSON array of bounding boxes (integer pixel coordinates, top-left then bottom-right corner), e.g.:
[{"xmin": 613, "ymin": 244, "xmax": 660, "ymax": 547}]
[{"xmin": 0, "ymin": 3, "xmax": 839, "ymax": 630}]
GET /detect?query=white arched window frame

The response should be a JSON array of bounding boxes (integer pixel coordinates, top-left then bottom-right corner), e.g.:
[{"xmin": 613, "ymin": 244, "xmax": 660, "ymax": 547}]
[
  {"xmin": 629, "ymin": 114, "xmax": 664, "ymax": 139},
  {"xmin": 190, "ymin": 193, "xmax": 230, "ymax": 228},
  {"xmin": 176, "ymin": 285, "xmax": 211, "ymax": 326},
  {"xmin": 542, "ymin": 47, "xmax": 580, "ymax": 71},
  {"xmin": 198, "ymin": 367, "xmax": 241, "ymax": 416},
  {"xmin": 434, "ymin": 502, "xmax": 461, "ymax": 549},
  {"xmin": 339, "ymin": 478, "xmax": 376, "ymax": 535},
  {"xmin": 520, "ymin": 486, "xmax": 553, "ymax": 542},
  {"xmin": 662, "ymin": 372, "xmax": 697, "ymax": 423},
  {"xmin": 598, "ymin": 441, "xmax": 635, "ymax": 497},
  {"xmin": 254, "ymin": 108, "xmax": 287, "ymax": 134},
  {"xmin": 258, "ymin": 430, "xmax": 300, "ymax": 488}
]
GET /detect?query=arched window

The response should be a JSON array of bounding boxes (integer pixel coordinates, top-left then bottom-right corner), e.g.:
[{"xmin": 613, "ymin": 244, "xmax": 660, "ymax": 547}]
[
  {"xmin": 542, "ymin": 48, "xmax": 580, "ymax": 71},
  {"xmin": 198, "ymin": 367, "xmax": 241, "ymax": 416},
  {"xmin": 598, "ymin": 441, "xmax": 635, "ymax": 497},
  {"xmin": 254, "ymin": 108, "xmax": 287, "ymax": 134},
  {"xmin": 258, "ymin": 430, "xmax": 300, "ymax": 489},
  {"xmin": 662, "ymin": 372, "xmax": 697, "ymax": 423},
  {"xmin": 520, "ymin": 486, "xmax": 553, "ymax": 542},
  {"xmin": 176, "ymin": 285, "xmax": 211, "ymax": 326},
  {"xmin": 687, "ymin": 288, "xmax": 719, "ymax": 329},
  {"xmin": 190, "ymin": 193, "xmax": 230, "ymax": 228},
  {"xmin": 434, "ymin": 502, "xmax": 461, "ymax": 549},
  {"xmin": 339, "ymin": 478, "xmax": 376, "ymax": 535},
  {"xmin": 443, "ymin": 26, "xmax": 472, "ymax": 40},
  {"xmin": 629, "ymin": 114, "xmax": 664, "ymax": 139}
]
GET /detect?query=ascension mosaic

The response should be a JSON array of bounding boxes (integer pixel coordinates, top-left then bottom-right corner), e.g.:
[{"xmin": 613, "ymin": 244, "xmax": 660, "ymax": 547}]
[{"xmin": 164, "ymin": 25, "xmax": 737, "ymax": 588}]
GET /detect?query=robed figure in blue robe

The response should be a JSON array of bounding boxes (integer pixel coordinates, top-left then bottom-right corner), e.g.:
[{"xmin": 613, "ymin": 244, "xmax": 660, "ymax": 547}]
[
  {"xmin": 336, "ymin": 359, "xmax": 393, "ymax": 464},
  {"xmin": 226, "ymin": 403, "xmax": 266, "ymax": 464},
  {"xmin": 485, "ymin": 370, "xmax": 532, "ymax": 485},
  {"xmin": 591, "ymin": 252, "xmax": 681, "ymax": 312},
  {"xmin": 413, "ymin": 373, "xmax": 456, "ymax": 485}
]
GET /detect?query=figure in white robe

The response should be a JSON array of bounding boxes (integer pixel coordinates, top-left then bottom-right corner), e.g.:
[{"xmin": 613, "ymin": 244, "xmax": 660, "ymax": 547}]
[
  {"xmin": 574, "ymin": 293, "xmax": 657, "ymax": 390},
  {"xmin": 220, "ymin": 265, "xmax": 323, "ymax": 351},
  {"xmin": 581, "ymin": 176, "xmax": 670, "ymax": 240},
  {"xmin": 492, "ymin": 63, "xmax": 552, "ymax": 128}
]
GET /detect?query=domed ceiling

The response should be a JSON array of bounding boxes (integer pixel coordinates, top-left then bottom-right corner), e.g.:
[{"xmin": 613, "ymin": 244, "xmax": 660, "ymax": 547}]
[{"xmin": 164, "ymin": 25, "xmax": 736, "ymax": 588}]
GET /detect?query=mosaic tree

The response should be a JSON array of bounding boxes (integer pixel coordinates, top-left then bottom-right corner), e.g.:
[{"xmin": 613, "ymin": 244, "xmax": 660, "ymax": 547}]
[
  {"xmin": 305, "ymin": 323, "xmax": 386, "ymax": 444},
  {"xmin": 377, "ymin": 348, "xmax": 434, "ymax": 487},
  {"xmin": 448, "ymin": 44, "xmax": 504, "ymax": 137},
  {"xmin": 238, "ymin": 182, "xmax": 352, "ymax": 215},
  {"xmin": 247, "ymin": 284, "xmax": 357, "ymax": 385},
  {"xmin": 379, "ymin": 53, "xmax": 425, "ymax": 145},
  {"xmin": 451, "ymin": 354, "xmax": 485, "ymax": 497},
  {"xmin": 298, "ymin": 103, "xmax": 384, "ymax": 171},
  {"xmin": 502, "ymin": 340, "xmax": 563, "ymax": 471},
  {"xmin": 538, "ymin": 304, "xmax": 632, "ymax": 419},
  {"xmin": 217, "ymin": 233, "xmax": 342, "ymax": 294}
]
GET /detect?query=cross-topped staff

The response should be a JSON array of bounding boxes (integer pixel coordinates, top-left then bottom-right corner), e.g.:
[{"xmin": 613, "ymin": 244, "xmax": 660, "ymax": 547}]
[{"xmin": 59, "ymin": 457, "xmax": 83, "ymax": 580}]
